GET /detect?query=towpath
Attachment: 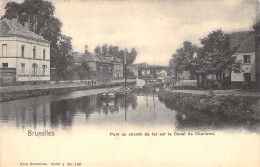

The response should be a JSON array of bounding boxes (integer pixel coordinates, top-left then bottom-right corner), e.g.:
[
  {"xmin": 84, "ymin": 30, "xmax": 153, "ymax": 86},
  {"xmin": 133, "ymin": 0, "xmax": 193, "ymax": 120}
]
[
  {"xmin": 167, "ymin": 88, "xmax": 260, "ymax": 97},
  {"xmin": 0, "ymin": 79, "xmax": 135, "ymax": 93}
]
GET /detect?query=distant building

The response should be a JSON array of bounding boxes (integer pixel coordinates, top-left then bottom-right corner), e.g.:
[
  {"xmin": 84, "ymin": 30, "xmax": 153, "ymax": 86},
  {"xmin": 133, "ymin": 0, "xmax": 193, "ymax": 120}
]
[
  {"xmin": 177, "ymin": 71, "xmax": 195, "ymax": 80},
  {"xmin": 127, "ymin": 65, "xmax": 139, "ymax": 78},
  {"xmin": 157, "ymin": 70, "xmax": 167, "ymax": 77},
  {"xmin": 128, "ymin": 63, "xmax": 173, "ymax": 79},
  {"xmin": 230, "ymin": 31, "xmax": 256, "ymax": 88},
  {"xmin": 103, "ymin": 53, "xmax": 123, "ymax": 80},
  {"xmin": 73, "ymin": 46, "xmax": 123, "ymax": 81},
  {"xmin": 73, "ymin": 46, "xmax": 122, "ymax": 81},
  {"xmin": 0, "ymin": 18, "xmax": 50, "ymax": 86}
]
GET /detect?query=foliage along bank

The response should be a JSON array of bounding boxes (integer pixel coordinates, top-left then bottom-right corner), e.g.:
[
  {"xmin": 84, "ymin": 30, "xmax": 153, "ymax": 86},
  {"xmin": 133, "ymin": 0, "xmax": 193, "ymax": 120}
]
[{"xmin": 158, "ymin": 89, "xmax": 260, "ymax": 129}]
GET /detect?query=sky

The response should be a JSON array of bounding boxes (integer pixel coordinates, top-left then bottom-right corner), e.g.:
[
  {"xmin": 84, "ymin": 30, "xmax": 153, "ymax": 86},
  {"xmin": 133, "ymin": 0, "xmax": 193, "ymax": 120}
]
[{"xmin": 0, "ymin": 0, "xmax": 259, "ymax": 65}]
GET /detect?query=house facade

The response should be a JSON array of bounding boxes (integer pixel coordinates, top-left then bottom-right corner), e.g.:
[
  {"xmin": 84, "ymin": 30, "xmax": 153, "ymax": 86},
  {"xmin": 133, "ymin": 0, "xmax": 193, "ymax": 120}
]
[
  {"xmin": 0, "ymin": 18, "xmax": 50, "ymax": 86},
  {"xmin": 73, "ymin": 46, "xmax": 123, "ymax": 81},
  {"xmin": 230, "ymin": 31, "xmax": 256, "ymax": 88},
  {"xmin": 74, "ymin": 47, "xmax": 112, "ymax": 81},
  {"xmin": 253, "ymin": 21, "xmax": 260, "ymax": 88},
  {"xmin": 103, "ymin": 53, "xmax": 123, "ymax": 80}
]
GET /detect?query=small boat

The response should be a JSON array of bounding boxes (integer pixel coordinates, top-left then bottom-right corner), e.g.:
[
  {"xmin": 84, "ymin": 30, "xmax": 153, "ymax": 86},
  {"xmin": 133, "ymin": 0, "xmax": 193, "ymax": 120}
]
[
  {"xmin": 115, "ymin": 87, "xmax": 133, "ymax": 96},
  {"xmin": 101, "ymin": 89, "xmax": 117, "ymax": 99}
]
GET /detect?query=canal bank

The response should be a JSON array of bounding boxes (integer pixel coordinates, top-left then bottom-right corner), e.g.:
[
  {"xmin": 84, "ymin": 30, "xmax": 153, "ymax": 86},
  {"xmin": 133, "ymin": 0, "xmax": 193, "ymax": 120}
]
[
  {"xmin": 158, "ymin": 89, "xmax": 260, "ymax": 127},
  {"xmin": 0, "ymin": 80, "xmax": 136, "ymax": 102}
]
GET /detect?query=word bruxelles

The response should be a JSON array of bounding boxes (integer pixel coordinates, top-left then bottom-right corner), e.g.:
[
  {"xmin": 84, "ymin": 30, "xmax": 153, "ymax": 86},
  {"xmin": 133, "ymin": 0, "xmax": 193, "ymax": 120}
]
[
  {"xmin": 28, "ymin": 130, "xmax": 55, "ymax": 137},
  {"xmin": 110, "ymin": 131, "xmax": 215, "ymax": 136}
]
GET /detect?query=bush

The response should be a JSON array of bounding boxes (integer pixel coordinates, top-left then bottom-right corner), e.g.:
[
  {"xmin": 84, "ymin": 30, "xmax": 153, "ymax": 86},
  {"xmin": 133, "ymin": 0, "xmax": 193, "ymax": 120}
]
[{"xmin": 158, "ymin": 89, "xmax": 260, "ymax": 121}]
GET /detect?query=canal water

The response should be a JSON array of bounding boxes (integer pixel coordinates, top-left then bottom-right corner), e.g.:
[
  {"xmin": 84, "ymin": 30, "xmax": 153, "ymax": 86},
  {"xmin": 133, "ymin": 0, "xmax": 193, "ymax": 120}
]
[
  {"xmin": 0, "ymin": 90, "xmax": 177, "ymax": 130},
  {"xmin": 1, "ymin": 89, "xmax": 260, "ymax": 131},
  {"xmin": 0, "ymin": 89, "xmax": 259, "ymax": 131},
  {"xmin": 1, "ymin": 90, "xmax": 260, "ymax": 167}
]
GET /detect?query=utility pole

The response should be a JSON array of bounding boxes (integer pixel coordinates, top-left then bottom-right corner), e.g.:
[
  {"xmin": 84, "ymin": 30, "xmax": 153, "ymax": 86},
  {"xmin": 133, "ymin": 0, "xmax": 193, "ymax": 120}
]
[
  {"xmin": 124, "ymin": 49, "xmax": 127, "ymax": 87},
  {"xmin": 255, "ymin": 0, "xmax": 260, "ymax": 23},
  {"xmin": 145, "ymin": 63, "xmax": 148, "ymax": 84}
]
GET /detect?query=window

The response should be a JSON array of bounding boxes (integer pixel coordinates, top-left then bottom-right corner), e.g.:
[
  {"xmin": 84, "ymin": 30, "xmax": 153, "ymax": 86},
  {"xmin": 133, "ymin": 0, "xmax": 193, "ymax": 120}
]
[
  {"xmin": 2, "ymin": 44, "xmax": 7, "ymax": 57},
  {"xmin": 21, "ymin": 45, "xmax": 25, "ymax": 57},
  {"xmin": 2, "ymin": 63, "xmax": 8, "ymax": 67},
  {"xmin": 42, "ymin": 65, "xmax": 47, "ymax": 75},
  {"xmin": 21, "ymin": 63, "xmax": 25, "ymax": 75},
  {"xmin": 243, "ymin": 55, "xmax": 251, "ymax": 64},
  {"xmin": 43, "ymin": 49, "xmax": 46, "ymax": 60},
  {"xmin": 32, "ymin": 63, "xmax": 38, "ymax": 75},
  {"xmin": 99, "ymin": 66, "xmax": 103, "ymax": 72},
  {"xmin": 33, "ymin": 46, "xmax": 36, "ymax": 59}
]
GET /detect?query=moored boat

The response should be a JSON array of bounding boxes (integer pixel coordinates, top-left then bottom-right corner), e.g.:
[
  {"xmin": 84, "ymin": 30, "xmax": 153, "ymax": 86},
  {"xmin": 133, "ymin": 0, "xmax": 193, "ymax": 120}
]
[
  {"xmin": 101, "ymin": 89, "xmax": 117, "ymax": 99},
  {"xmin": 115, "ymin": 87, "xmax": 133, "ymax": 96}
]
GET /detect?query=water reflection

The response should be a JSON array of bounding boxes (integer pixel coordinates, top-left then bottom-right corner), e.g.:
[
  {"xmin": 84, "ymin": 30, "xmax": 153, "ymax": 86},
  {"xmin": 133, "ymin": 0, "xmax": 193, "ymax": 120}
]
[
  {"xmin": 0, "ymin": 96, "xmax": 51, "ymax": 129},
  {"xmin": 0, "ymin": 92, "xmax": 176, "ymax": 129}
]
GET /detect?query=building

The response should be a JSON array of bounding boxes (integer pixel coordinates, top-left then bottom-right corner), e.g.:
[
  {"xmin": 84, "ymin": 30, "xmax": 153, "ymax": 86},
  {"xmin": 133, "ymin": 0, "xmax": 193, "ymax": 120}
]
[
  {"xmin": 253, "ymin": 21, "xmax": 260, "ymax": 88},
  {"xmin": 230, "ymin": 31, "xmax": 256, "ymax": 88},
  {"xmin": 195, "ymin": 31, "xmax": 256, "ymax": 89},
  {"xmin": 0, "ymin": 18, "xmax": 50, "ymax": 86},
  {"xmin": 103, "ymin": 53, "xmax": 123, "ymax": 80},
  {"xmin": 73, "ymin": 46, "xmax": 123, "ymax": 81},
  {"xmin": 74, "ymin": 46, "xmax": 113, "ymax": 81}
]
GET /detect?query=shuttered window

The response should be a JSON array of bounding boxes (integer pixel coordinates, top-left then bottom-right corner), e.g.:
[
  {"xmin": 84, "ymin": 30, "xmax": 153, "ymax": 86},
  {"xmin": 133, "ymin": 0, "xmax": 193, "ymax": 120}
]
[{"xmin": 2, "ymin": 44, "xmax": 7, "ymax": 57}]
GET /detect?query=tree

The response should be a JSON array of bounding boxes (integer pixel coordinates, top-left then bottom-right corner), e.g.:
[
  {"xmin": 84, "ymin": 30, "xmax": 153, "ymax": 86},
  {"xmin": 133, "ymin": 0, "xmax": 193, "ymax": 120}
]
[
  {"xmin": 117, "ymin": 48, "xmax": 137, "ymax": 66},
  {"xmin": 81, "ymin": 60, "xmax": 91, "ymax": 80},
  {"xmin": 2, "ymin": 2, "xmax": 20, "ymax": 19},
  {"xmin": 196, "ymin": 30, "xmax": 236, "ymax": 82},
  {"xmin": 73, "ymin": 60, "xmax": 90, "ymax": 82},
  {"xmin": 169, "ymin": 57, "xmax": 177, "ymax": 78},
  {"xmin": 191, "ymin": 29, "xmax": 242, "ymax": 89},
  {"xmin": 118, "ymin": 48, "xmax": 137, "ymax": 77},
  {"xmin": 170, "ymin": 41, "xmax": 198, "ymax": 76},
  {"xmin": 102, "ymin": 44, "xmax": 108, "ymax": 55},
  {"xmin": 3, "ymin": 0, "xmax": 61, "ymax": 45},
  {"xmin": 109, "ymin": 45, "xmax": 119, "ymax": 56},
  {"xmin": 2, "ymin": 0, "xmax": 73, "ymax": 80},
  {"xmin": 54, "ymin": 35, "xmax": 74, "ymax": 79},
  {"xmin": 94, "ymin": 45, "xmax": 102, "ymax": 55},
  {"xmin": 129, "ymin": 48, "xmax": 137, "ymax": 65}
]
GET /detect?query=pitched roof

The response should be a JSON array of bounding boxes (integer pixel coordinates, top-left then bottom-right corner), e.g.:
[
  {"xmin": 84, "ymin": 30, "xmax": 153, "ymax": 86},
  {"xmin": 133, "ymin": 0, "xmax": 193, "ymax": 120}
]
[
  {"xmin": 0, "ymin": 18, "xmax": 50, "ymax": 43},
  {"xmin": 81, "ymin": 51, "xmax": 110, "ymax": 63},
  {"xmin": 236, "ymin": 35, "xmax": 255, "ymax": 53},
  {"xmin": 253, "ymin": 20, "xmax": 260, "ymax": 30},
  {"xmin": 72, "ymin": 52, "xmax": 84, "ymax": 63},
  {"xmin": 229, "ymin": 31, "xmax": 255, "ymax": 53}
]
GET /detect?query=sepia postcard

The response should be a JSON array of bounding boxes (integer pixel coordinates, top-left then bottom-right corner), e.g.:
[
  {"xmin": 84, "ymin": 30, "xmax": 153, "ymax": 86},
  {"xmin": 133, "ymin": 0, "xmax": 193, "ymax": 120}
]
[{"xmin": 0, "ymin": 0, "xmax": 260, "ymax": 167}]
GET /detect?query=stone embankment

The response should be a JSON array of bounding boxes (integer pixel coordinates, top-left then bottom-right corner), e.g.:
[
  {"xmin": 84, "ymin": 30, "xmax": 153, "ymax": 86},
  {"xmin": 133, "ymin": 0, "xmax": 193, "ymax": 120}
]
[
  {"xmin": 158, "ymin": 89, "xmax": 260, "ymax": 122},
  {"xmin": 0, "ymin": 81, "xmax": 136, "ymax": 102}
]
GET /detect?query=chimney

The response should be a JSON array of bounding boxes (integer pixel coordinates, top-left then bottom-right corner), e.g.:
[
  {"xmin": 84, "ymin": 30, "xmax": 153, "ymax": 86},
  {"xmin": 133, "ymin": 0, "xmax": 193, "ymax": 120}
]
[
  {"xmin": 12, "ymin": 17, "xmax": 19, "ymax": 29},
  {"xmin": 24, "ymin": 20, "xmax": 30, "ymax": 31},
  {"xmin": 85, "ymin": 45, "xmax": 88, "ymax": 52}
]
